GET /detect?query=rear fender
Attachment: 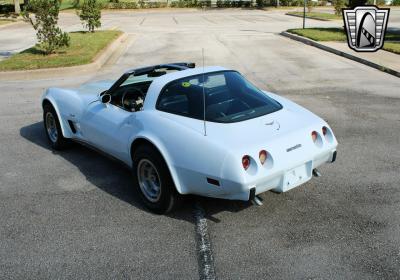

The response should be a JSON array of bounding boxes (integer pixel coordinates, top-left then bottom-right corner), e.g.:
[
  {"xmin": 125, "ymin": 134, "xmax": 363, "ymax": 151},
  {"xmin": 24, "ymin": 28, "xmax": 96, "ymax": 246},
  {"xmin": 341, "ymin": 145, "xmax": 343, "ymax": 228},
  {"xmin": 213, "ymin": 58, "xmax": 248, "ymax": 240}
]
[{"xmin": 129, "ymin": 133, "xmax": 186, "ymax": 195}]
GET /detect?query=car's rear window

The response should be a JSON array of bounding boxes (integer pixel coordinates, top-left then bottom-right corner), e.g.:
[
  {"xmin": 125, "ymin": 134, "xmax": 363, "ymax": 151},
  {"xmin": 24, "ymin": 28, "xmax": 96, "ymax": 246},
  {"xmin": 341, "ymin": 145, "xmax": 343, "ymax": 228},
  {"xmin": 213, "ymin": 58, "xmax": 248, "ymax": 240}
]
[{"xmin": 156, "ymin": 70, "xmax": 282, "ymax": 123}]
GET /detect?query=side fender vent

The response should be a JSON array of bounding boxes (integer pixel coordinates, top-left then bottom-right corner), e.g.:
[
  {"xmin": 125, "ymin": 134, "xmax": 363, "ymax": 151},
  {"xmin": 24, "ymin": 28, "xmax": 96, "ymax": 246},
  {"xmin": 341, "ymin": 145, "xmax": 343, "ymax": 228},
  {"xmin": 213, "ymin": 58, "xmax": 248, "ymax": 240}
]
[
  {"xmin": 68, "ymin": 120, "xmax": 77, "ymax": 134},
  {"xmin": 206, "ymin": 177, "xmax": 220, "ymax": 187}
]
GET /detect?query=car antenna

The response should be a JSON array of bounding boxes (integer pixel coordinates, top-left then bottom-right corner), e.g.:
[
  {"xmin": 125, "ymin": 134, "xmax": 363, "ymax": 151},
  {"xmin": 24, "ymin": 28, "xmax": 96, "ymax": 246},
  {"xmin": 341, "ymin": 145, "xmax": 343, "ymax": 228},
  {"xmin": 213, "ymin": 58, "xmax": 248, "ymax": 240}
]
[{"xmin": 202, "ymin": 48, "xmax": 207, "ymax": 137}]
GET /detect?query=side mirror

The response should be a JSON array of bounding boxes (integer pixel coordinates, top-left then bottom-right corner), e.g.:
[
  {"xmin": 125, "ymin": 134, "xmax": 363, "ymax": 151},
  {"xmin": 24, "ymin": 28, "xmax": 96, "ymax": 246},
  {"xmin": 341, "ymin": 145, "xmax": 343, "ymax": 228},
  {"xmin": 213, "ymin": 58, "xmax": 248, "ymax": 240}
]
[{"xmin": 100, "ymin": 94, "xmax": 111, "ymax": 104}]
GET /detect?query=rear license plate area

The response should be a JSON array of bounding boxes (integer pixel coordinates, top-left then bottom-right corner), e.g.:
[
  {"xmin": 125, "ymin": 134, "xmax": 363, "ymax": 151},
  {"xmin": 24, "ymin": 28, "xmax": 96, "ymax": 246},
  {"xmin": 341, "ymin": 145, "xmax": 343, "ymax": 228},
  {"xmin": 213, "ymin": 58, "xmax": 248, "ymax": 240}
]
[{"xmin": 282, "ymin": 162, "xmax": 312, "ymax": 192}]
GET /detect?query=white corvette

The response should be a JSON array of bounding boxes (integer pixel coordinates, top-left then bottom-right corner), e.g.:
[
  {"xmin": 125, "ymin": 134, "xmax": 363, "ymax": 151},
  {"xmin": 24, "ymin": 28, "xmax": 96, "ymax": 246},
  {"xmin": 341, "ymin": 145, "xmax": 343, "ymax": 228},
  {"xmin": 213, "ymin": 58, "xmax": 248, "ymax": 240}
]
[{"xmin": 42, "ymin": 63, "xmax": 338, "ymax": 213}]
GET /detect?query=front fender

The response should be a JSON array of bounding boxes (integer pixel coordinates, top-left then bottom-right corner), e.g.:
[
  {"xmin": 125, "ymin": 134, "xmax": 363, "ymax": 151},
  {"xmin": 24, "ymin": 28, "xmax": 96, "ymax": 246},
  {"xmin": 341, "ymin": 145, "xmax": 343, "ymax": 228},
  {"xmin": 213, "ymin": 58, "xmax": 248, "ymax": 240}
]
[
  {"xmin": 42, "ymin": 88, "xmax": 87, "ymax": 139},
  {"xmin": 42, "ymin": 89, "xmax": 73, "ymax": 138}
]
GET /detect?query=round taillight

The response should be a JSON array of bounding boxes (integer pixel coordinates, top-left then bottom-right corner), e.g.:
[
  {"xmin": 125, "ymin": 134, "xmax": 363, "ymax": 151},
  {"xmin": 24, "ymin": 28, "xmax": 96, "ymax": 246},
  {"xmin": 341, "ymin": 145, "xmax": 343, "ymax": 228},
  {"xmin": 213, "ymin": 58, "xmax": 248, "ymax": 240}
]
[
  {"xmin": 311, "ymin": 131, "xmax": 318, "ymax": 142},
  {"xmin": 259, "ymin": 150, "xmax": 267, "ymax": 165},
  {"xmin": 242, "ymin": 155, "xmax": 250, "ymax": 170},
  {"xmin": 322, "ymin": 126, "xmax": 327, "ymax": 136}
]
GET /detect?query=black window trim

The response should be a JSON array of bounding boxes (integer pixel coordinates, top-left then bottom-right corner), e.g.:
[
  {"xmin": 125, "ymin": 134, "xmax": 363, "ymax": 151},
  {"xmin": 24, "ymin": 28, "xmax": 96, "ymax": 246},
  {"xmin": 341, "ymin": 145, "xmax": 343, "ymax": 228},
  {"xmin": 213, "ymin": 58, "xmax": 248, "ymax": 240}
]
[
  {"xmin": 155, "ymin": 70, "xmax": 283, "ymax": 123},
  {"xmin": 106, "ymin": 63, "xmax": 195, "ymax": 96}
]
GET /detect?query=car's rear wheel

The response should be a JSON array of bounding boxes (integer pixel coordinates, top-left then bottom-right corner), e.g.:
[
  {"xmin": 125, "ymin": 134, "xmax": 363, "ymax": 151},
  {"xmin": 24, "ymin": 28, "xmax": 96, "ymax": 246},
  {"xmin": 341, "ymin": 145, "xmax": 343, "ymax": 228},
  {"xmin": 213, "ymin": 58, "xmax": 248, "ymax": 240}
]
[
  {"xmin": 43, "ymin": 103, "xmax": 70, "ymax": 150},
  {"xmin": 132, "ymin": 144, "xmax": 179, "ymax": 214}
]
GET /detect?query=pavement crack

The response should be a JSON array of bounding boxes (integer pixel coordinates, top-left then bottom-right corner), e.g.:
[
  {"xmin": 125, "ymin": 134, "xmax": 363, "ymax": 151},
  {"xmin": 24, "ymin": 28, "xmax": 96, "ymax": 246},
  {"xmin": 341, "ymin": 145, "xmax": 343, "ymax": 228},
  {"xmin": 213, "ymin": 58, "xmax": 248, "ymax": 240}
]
[{"xmin": 193, "ymin": 201, "xmax": 217, "ymax": 280}]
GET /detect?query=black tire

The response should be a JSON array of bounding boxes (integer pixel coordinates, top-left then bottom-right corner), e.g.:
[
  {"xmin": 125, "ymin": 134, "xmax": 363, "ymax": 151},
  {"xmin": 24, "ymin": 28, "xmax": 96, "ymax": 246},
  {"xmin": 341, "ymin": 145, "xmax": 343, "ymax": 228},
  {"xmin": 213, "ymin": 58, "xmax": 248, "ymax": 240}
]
[
  {"xmin": 132, "ymin": 144, "xmax": 180, "ymax": 214},
  {"xmin": 43, "ymin": 103, "xmax": 70, "ymax": 150}
]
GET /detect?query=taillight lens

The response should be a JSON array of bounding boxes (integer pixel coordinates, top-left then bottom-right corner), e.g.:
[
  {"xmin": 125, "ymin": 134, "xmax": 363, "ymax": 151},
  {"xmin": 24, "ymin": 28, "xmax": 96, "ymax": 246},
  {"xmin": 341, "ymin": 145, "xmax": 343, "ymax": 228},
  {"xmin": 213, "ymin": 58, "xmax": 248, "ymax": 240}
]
[
  {"xmin": 322, "ymin": 126, "xmax": 327, "ymax": 136},
  {"xmin": 259, "ymin": 150, "xmax": 267, "ymax": 165},
  {"xmin": 242, "ymin": 155, "xmax": 250, "ymax": 170},
  {"xmin": 311, "ymin": 131, "xmax": 318, "ymax": 142}
]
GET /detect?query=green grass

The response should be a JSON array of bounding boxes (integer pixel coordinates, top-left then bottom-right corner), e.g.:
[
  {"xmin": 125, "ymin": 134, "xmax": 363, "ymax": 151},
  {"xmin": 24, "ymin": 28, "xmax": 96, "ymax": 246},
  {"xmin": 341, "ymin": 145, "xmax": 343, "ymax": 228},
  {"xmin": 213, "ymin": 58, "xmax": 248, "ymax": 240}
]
[
  {"xmin": 286, "ymin": 11, "xmax": 341, "ymax": 21},
  {"xmin": 0, "ymin": 30, "xmax": 122, "ymax": 71},
  {"xmin": 287, "ymin": 27, "xmax": 400, "ymax": 55},
  {"xmin": 60, "ymin": 0, "xmax": 76, "ymax": 10},
  {"xmin": 288, "ymin": 27, "xmax": 400, "ymax": 41},
  {"xmin": 383, "ymin": 42, "xmax": 400, "ymax": 54},
  {"xmin": 59, "ymin": 0, "xmax": 110, "ymax": 10},
  {"xmin": 288, "ymin": 27, "xmax": 347, "ymax": 41}
]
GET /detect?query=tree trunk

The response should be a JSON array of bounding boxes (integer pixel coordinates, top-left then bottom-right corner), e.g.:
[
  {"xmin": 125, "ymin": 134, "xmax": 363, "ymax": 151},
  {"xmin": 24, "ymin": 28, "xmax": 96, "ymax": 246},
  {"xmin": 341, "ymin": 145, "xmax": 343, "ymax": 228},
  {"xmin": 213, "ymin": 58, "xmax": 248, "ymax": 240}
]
[{"xmin": 14, "ymin": 0, "xmax": 21, "ymax": 14}]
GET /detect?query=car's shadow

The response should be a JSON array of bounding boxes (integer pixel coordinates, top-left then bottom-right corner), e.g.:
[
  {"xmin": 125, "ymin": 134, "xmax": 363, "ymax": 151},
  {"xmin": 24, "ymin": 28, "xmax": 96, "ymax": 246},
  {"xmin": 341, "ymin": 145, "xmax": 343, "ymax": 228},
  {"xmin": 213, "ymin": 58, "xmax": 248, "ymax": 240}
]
[{"xmin": 20, "ymin": 122, "xmax": 253, "ymax": 222}]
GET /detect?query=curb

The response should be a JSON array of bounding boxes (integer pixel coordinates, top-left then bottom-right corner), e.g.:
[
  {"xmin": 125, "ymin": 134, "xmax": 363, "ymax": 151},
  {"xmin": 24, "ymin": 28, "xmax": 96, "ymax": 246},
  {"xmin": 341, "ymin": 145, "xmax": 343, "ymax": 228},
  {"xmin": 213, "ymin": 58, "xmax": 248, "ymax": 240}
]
[
  {"xmin": 0, "ymin": 21, "xmax": 25, "ymax": 30},
  {"xmin": 285, "ymin": 13, "xmax": 332, "ymax": 21},
  {"xmin": 0, "ymin": 32, "xmax": 130, "ymax": 81},
  {"xmin": 280, "ymin": 31, "xmax": 400, "ymax": 78}
]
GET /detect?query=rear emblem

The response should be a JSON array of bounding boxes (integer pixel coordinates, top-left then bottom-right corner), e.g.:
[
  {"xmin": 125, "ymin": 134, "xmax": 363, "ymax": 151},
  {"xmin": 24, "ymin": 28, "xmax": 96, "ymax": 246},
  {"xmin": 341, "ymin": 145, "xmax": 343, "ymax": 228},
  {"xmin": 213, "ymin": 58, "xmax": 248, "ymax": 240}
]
[
  {"xmin": 265, "ymin": 120, "xmax": 280, "ymax": 131},
  {"xmin": 287, "ymin": 144, "xmax": 301, "ymax": 152}
]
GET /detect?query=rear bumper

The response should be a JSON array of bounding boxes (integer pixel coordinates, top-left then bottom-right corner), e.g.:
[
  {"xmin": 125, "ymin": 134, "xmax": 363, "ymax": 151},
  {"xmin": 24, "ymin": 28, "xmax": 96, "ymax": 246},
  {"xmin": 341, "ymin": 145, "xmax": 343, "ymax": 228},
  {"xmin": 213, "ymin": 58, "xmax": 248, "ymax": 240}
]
[{"xmin": 193, "ymin": 149, "xmax": 337, "ymax": 201}]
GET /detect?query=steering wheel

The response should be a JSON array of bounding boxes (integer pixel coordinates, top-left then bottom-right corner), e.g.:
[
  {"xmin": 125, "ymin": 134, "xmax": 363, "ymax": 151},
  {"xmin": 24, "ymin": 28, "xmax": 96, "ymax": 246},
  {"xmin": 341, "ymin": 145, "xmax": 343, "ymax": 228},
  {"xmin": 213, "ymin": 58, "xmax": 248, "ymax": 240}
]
[{"xmin": 121, "ymin": 88, "xmax": 144, "ymax": 111}]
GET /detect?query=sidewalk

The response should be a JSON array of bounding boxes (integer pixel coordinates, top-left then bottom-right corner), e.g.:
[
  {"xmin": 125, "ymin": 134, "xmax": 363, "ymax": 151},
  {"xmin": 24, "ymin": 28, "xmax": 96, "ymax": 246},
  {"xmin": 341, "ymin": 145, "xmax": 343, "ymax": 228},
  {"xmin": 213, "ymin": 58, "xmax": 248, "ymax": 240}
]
[
  {"xmin": 281, "ymin": 31, "xmax": 400, "ymax": 78},
  {"xmin": 323, "ymin": 41, "xmax": 400, "ymax": 74}
]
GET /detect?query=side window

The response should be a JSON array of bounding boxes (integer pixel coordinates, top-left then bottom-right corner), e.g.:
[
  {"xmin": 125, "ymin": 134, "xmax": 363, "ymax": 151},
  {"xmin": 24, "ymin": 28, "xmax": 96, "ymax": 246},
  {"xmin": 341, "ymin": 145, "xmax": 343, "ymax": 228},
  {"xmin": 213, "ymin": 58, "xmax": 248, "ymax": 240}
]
[{"xmin": 157, "ymin": 81, "xmax": 191, "ymax": 116}]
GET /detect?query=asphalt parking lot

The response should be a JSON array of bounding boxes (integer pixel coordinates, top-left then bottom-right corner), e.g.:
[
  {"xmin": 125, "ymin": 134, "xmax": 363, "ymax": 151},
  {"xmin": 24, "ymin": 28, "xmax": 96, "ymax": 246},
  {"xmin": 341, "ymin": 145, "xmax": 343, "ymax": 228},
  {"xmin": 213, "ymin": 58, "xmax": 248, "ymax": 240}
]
[{"xmin": 1, "ymin": 9, "xmax": 400, "ymax": 279}]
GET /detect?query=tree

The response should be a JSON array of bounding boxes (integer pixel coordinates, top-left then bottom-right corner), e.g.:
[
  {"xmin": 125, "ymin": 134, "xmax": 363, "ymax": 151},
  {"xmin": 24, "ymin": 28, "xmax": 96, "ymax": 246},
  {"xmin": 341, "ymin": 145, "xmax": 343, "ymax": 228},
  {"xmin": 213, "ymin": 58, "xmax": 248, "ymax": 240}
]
[
  {"xmin": 77, "ymin": 0, "xmax": 101, "ymax": 32},
  {"xmin": 307, "ymin": 0, "xmax": 315, "ymax": 12},
  {"xmin": 333, "ymin": 0, "xmax": 346, "ymax": 15},
  {"xmin": 23, "ymin": 0, "xmax": 70, "ymax": 54},
  {"xmin": 256, "ymin": 0, "xmax": 264, "ymax": 8},
  {"xmin": 14, "ymin": 0, "xmax": 21, "ymax": 13}
]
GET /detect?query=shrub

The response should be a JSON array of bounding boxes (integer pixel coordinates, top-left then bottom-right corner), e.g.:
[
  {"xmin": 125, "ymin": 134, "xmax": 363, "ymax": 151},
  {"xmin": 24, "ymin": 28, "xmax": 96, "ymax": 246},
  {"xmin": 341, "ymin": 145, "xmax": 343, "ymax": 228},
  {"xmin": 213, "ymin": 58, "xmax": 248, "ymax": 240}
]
[
  {"xmin": 279, "ymin": 0, "xmax": 302, "ymax": 6},
  {"xmin": 23, "ymin": 0, "xmax": 70, "ymax": 54},
  {"xmin": 170, "ymin": 0, "xmax": 210, "ymax": 7},
  {"xmin": 125, "ymin": 2, "xmax": 139, "ymax": 8},
  {"xmin": 307, "ymin": 0, "xmax": 315, "ymax": 12},
  {"xmin": 77, "ymin": 0, "xmax": 101, "ymax": 32},
  {"xmin": 393, "ymin": 0, "xmax": 400, "ymax": 5},
  {"xmin": 333, "ymin": 0, "xmax": 345, "ymax": 15},
  {"xmin": 106, "ymin": 2, "xmax": 132, "ymax": 8},
  {"xmin": 71, "ymin": 0, "xmax": 81, "ymax": 8},
  {"xmin": 170, "ymin": 0, "xmax": 184, "ymax": 7}
]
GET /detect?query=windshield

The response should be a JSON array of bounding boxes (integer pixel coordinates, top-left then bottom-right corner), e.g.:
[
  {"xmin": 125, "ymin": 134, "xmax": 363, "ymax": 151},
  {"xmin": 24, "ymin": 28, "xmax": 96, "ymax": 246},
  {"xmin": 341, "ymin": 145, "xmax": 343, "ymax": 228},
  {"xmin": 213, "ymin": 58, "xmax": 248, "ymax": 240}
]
[{"xmin": 157, "ymin": 70, "xmax": 282, "ymax": 123}]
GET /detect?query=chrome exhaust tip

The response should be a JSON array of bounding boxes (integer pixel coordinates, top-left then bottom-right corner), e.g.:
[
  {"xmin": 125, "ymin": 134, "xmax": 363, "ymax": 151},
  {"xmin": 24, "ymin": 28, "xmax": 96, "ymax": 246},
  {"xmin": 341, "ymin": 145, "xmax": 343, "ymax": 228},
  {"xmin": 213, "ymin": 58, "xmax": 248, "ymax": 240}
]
[
  {"xmin": 312, "ymin": 168, "xmax": 321, "ymax": 177},
  {"xmin": 252, "ymin": 196, "xmax": 263, "ymax": 206},
  {"xmin": 249, "ymin": 187, "xmax": 263, "ymax": 206}
]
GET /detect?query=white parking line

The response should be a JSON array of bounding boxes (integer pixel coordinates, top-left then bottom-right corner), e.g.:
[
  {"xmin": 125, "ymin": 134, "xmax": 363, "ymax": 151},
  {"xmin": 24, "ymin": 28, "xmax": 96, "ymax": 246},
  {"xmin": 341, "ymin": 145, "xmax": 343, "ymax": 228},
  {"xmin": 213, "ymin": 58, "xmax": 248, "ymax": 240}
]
[{"xmin": 193, "ymin": 202, "xmax": 216, "ymax": 280}]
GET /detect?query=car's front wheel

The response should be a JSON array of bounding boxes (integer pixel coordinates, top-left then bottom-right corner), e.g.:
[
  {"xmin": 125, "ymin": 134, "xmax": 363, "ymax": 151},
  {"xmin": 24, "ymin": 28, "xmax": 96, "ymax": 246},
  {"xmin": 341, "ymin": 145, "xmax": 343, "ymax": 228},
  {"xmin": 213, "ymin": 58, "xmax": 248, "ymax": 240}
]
[
  {"xmin": 132, "ymin": 145, "xmax": 179, "ymax": 214},
  {"xmin": 43, "ymin": 103, "xmax": 70, "ymax": 150}
]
